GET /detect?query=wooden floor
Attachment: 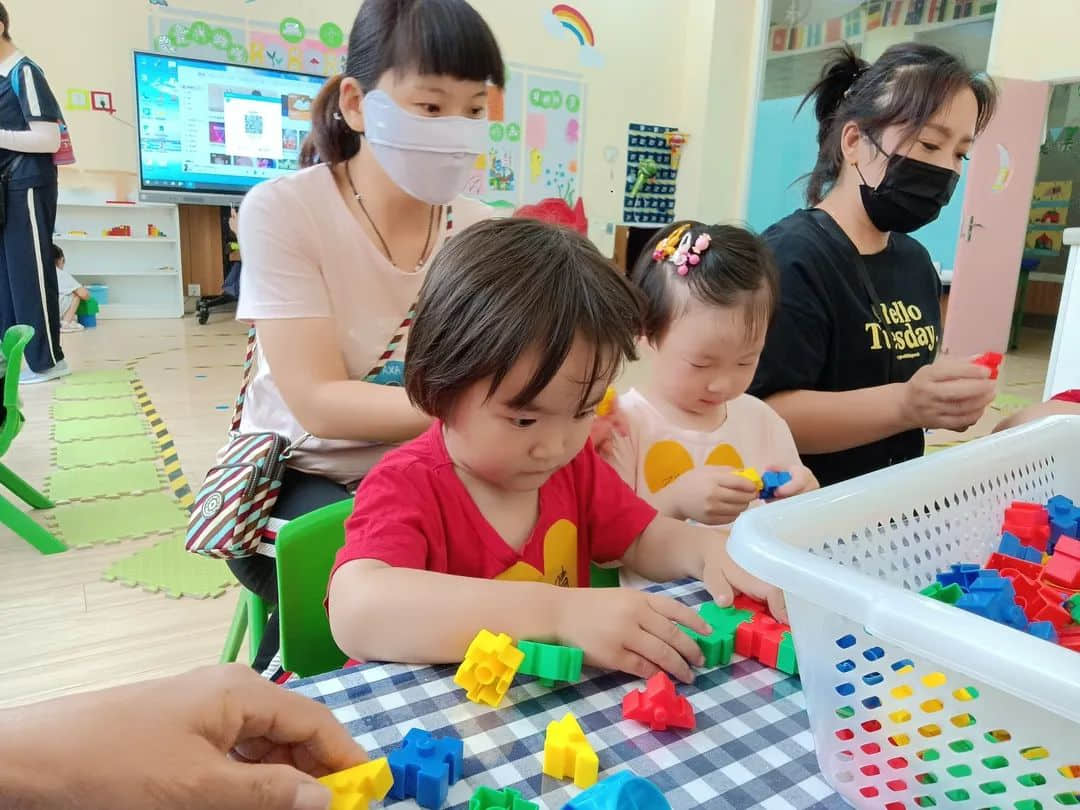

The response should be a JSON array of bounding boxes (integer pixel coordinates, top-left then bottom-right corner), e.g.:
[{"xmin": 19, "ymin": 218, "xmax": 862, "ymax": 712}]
[{"xmin": 0, "ymin": 315, "xmax": 1057, "ymax": 708}]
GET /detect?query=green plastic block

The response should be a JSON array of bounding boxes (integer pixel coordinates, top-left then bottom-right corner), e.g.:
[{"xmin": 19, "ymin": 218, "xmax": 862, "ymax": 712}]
[
  {"xmin": 77, "ymin": 297, "xmax": 100, "ymax": 316},
  {"xmin": 679, "ymin": 602, "xmax": 754, "ymax": 667},
  {"xmin": 776, "ymin": 631, "xmax": 799, "ymax": 675},
  {"xmin": 921, "ymin": 582, "xmax": 964, "ymax": 604},
  {"xmin": 517, "ymin": 640, "xmax": 583, "ymax": 687},
  {"xmin": 469, "ymin": 786, "xmax": 538, "ymax": 810}
]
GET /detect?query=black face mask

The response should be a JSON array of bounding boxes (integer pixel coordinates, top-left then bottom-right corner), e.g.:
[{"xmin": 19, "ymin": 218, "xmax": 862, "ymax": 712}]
[{"xmin": 855, "ymin": 152, "xmax": 960, "ymax": 234}]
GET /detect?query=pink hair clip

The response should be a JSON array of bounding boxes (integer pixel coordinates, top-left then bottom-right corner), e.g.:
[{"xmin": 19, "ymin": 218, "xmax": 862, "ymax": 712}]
[{"xmin": 653, "ymin": 224, "xmax": 711, "ymax": 276}]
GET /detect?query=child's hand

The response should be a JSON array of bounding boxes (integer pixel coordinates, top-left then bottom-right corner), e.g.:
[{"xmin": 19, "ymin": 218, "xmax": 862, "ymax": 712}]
[
  {"xmin": 668, "ymin": 466, "xmax": 760, "ymax": 525},
  {"xmin": 590, "ymin": 394, "xmax": 628, "ymax": 457},
  {"xmin": 557, "ymin": 587, "xmax": 711, "ymax": 684},
  {"xmin": 702, "ymin": 537, "xmax": 788, "ymax": 623},
  {"xmin": 767, "ymin": 464, "xmax": 818, "ymax": 499}
]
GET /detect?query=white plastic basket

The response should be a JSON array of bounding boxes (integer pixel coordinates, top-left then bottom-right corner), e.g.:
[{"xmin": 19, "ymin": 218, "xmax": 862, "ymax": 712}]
[{"xmin": 729, "ymin": 416, "xmax": 1080, "ymax": 810}]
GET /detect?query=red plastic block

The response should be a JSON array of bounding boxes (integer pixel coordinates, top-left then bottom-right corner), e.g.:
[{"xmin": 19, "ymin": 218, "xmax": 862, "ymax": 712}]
[
  {"xmin": 974, "ymin": 351, "xmax": 1003, "ymax": 379},
  {"xmin": 622, "ymin": 672, "xmax": 696, "ymax": 731},
  {"xmin": 1005, "ymin": 502, "xmax": 1047, "ymax": 526},
  {"xmin": 1000, "ymin": 568, "xmax": 1068, "ymax": 624},
  {"xmin": 735, "ymin": 612, "xmax": 790, "ymax": 667},
  {"xmin": 985, "ymin": 552, "xmax": 1043, "ymax": 581},
  {"xmin": 1043, "ymin": 535, "xmax": 1080, "ymax": 589},
  {"xmin": 1059, "ymin": 625, "xmax": 1080, "ymax": 652}
]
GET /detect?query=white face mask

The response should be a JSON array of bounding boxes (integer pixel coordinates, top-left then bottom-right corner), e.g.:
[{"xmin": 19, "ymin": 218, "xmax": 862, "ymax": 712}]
[{"xmin": 361, "ymin": 89, "xmax": 487, "ymax": 205}]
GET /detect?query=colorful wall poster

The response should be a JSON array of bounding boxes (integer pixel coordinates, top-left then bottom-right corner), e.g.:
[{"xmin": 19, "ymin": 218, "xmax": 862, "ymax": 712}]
[
  {"xmin": 1032, "ymin": 179, "xmax": 1073, "ymax": 204},
  {"xmin": 463, "ymin": 69, "xmax": 524, "ymax": 209},
  {"xmin": 622, "ymin": 123, "xmax": 679, "ymax": 225}
]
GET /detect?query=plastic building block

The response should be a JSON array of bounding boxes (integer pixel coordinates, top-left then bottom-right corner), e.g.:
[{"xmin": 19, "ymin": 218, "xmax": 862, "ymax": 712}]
[
  {"xmin": 956, "ymin": 571, "xmax": 1026, "ymax": 628},
  {"xmin": 973, "ymin": 351, "xmax": 1003, "ymax": 379},
  {"xmin": 921, "ymin": 582, "xmax": 964, "ymax": 604},
  {"xmin": 77, "ymin": 313, "xmax": 97, "ymax": 328},
  {"xmin": 760, "ymin": 470, "xmax": 792, "ymax": 501},
  {"xmin": 999, "ymin": 532, "xmax": 1043, "ymax": 564},
  {"xmin": 937, "ymin": 563, "xmax": 982, "ymax": 590},
  {"xmin": 454, "ymin": 629, "xmax": 525, "ymax": 707},
  {"xmin": 776, "ymin": 631, "xmax": 798, "ymax": 675},
  {"xmin": 1043, "ymin": 535, "xmax": 1080, "ymax": 589},
  {"xmin": 734, "ymin": 467, "xmax": 764, "ymax": 491},
  {"xmin": 77, "ymin": 297, "xmax": 99, "ymax": 316},
  {"xmin": 622, "ymin": 671, "xmax": 695, "ymax": 731},
  {"xmin": 469, "ymin": 786, "xmax": 538, "ymax": 810},
  {"xmin": 562, "ymin": 771, "xmax": 672, "ymax": 810},
  {"xmin": 1003, "ymin": 502, "xmax": 1051, "ymax": 552},
  {"xmin": 735, "ymin": 610, "xmax": 792, "ymax": 667},
  {"xmin": 1060, "ymin": 625, "xmax": 1080, "ymax": 652},
  {"xmin": 1068, "ymin": 594, "xmax": 1080, "ymax": 623},
  {"xmin": 318, "ymin": 758, "xmax": 393, "ymax": 810},
  {"xmin": 1027, "ymin": 621, "xmax": 1059, "ymax": 642},
  {"xmin": 679, "ymin": 601, "xmax": 754, "ymax": 667},
  {"xmin": 1047, "ymin": 495, "xmax": 1080, "ymax": 553},
  {"xmin": 517, "ymin": 640, "xmax": 583, "ymax": 687},
  {"xmin": 543, "ymin": 712, "xmax": 598, "ymax": 788},
  {"xmin": 984, "ymin": 552, "xmax": 1043, "ymax": 581},
  {"xmin": 387, "ymin": 728, "xmax": 464, "ymax": 810},
  {"xmin": 595, "ymin": 386, "xmax": 616, "ymax": 417}
]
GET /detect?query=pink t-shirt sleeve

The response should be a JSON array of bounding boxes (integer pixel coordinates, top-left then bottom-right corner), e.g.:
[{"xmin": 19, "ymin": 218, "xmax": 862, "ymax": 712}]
[
  {"xmin": 333, "ymin": 464, "xmax": 437, "ymax": 576},
  {"xmin": 236, "ymin": 178, "xmax": 331, "ymax": 320},
  {"xmin": 575, "ymin": 440, "xmax": 657, "ymax": 564}
]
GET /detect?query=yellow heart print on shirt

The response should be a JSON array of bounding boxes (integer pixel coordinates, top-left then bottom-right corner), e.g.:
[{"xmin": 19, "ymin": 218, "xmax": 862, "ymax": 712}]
[
  {"xmin": 495, "ymin": 519, "xmax": 578, "ymax": 587},
  {"xmin": 643, "ymin": 441, "xmax": 745, "ymax": 493}
]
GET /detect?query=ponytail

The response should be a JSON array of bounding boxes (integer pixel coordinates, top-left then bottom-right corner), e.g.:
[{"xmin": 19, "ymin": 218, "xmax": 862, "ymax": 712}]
[{"xmin": 299, "ymin": 74, "xmax": 359, "ymax": 167}]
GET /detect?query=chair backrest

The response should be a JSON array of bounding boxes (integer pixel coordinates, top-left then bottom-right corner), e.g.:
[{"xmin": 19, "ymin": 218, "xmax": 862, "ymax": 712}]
[
  {"xmin": 0, "ymin": 325, "xmax": 34, "ymax": 457},
  {"xmin": 276, "ymin": 497, "xmax": 352, "ymax": 678}
]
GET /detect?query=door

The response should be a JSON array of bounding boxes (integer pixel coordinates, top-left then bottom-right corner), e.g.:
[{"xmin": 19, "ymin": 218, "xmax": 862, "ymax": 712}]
[{"xmin": 942, "ymin": 78, "xmax": 1049, "ymax": 356}]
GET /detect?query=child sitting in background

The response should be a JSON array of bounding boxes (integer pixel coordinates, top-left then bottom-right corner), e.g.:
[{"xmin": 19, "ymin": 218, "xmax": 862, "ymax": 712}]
[
  {"xmin": 328, "ymin": 218, "xmax": 785, "ymax": 685},
  {"xmin": 53, "ymin": 245, "xmax": 90, "ymax": 333},
  {"xmin": 595, "ymin": 221, "xmax": 818, "ymax": 527}
]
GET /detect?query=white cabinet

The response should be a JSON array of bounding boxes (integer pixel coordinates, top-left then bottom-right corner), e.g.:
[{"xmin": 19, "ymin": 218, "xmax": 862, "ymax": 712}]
[{"xmin": 53, "ymin": 196, "xmax": 183, "ymax": 319}]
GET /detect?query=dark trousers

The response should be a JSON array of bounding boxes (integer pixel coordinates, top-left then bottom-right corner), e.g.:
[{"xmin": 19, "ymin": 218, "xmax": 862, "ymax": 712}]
[
  {"xmin": 227, "ymin": 467, "xmax": 351, "ymax": 672},
  {"xmin": 0, "ymin": 181, "xmax": 62, "ymax": 372}
]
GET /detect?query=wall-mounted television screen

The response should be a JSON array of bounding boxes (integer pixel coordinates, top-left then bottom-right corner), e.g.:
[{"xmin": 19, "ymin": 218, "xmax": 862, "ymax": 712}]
[{"xmin": 134, "ymin": 51, "xmax": 326, "ymax": 206}]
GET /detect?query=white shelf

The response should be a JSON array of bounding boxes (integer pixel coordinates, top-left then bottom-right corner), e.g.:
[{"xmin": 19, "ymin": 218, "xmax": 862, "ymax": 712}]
[
  {"xmin": 58, "ymin": 201, "xmax": 175, "ymax": 209},
  {"xmin": 77, "ymin": 270, "xmax": 178, "ymax": 278},
  {"xmin": 55, "ymin": 236, "xmax": 177, "ymax": 244}
]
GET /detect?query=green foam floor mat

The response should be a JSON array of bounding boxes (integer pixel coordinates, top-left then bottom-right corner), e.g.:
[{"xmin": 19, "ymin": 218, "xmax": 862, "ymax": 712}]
[
  {"xmin": 55, "ymin": 381, "xmax": 134, "ymax": 400},
  {"xmin": 53, "ymin": 414, "xmax": 147, "ymax": 442},
  {"xmin": 53, "ymin": 398, "xmax": 138, "ymax": 419},
  {"xmin": 52, "ymin": 492, "xmax": 188, "ymax": 547},
  {"xmin": 55, "ymin": 436, "xmax": 157, "ymax": 469},
  {"xmin": 65, "ymin": 369, "xmax": 134, "ymax": 385},
  {"xmin": 103, "ymin": 534, "xmax": 236, "ymax": 599},
  {"xmin": 46, "ymin": 461, "xmax": 162, "ymax": 501}
]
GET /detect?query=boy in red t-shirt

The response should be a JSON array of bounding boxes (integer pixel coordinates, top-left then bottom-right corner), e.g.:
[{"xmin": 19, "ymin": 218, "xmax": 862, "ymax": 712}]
[{"xmin": 328, "ymin": 218, "xmax": 785, "ymax": 685}]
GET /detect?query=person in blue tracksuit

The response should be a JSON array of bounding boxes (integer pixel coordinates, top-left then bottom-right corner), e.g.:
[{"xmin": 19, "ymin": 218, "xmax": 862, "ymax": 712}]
[{"xmin": 0, "ymin": 3, "xmax": 67, "ymax": 383}]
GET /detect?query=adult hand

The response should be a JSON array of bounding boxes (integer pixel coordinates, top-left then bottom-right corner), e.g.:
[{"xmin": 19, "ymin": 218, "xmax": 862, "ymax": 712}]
[
  {"xmin": 901, "ymin": 356, "xmax": 996, "ymax": 432},
  {"xmin": 666, "ymin": 466, "xmax": 760, "ymax": 525},
  {"xmin": 557, "ymin": 587, "xmax": 711, "ymax": 684},
  {"xmin": 2, "ymin": 664, "xmax": 366, "ymax": 810}
]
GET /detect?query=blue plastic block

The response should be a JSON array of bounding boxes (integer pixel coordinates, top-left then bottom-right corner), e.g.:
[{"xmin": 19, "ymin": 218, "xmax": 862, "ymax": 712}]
[
  {"xmin": 1047, "ymin": 495, "xmax": 1080, "ymax": 554},
  {"xmin": 562, "ymin": 771, "xmax": 671, "ymax": 810},
  {"xmin": 76, "ymin": 313, "xmax": 97, "ymax": 328},
  {"xmin": 760, "ymin": 471, "xmax": 792, "ymax": 501},
  {"xmin": 937, "ymin": 563, "xmax": 982, "ymax": 590},
  {"xmin": 387, "ymin": 728, "xmax": 464, "ymax": 810},
  {"xmin": 956, "ymin": 571, "xmax": 1020, "ymax": 624},
  {"xmin": 999, "ymin": 532, "xmax": 1043, "ymax": 564},
  {"xmin": 1027, "ymin": 621, "xmax": 1059, "ymax": 642}
]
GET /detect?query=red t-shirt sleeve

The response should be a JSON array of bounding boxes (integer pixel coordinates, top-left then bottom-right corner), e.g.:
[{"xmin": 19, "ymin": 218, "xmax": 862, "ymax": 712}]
[
  {"xmin": 575, "ymin": 440, "xmax": 657, "ymax": 564},
  {"xmin": 333, "ymin": 464, "xmax": 437, "ymax": 577},
  {"xmin": 1051, "ymin": 389, "xmax": 1080, "ymax": 404}
]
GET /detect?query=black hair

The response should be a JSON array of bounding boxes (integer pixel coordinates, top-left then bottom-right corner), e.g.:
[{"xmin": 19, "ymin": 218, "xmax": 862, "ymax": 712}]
[
  {"xmin": 301, "ymin": 0, "xmax": 504, "ymax": 167},
  {"xmin": 52, "ymin": 243, "xmax": 64, "ymax": 264},
  {"xmin": 405, "ymin": 218, "xmax": 645, "ymax": 420},
  {"xmin": 0, "ymin": 4, "xmax": 9, "ymax": 41},
  {"xmin": 801, "ymin": 42, "xmax": 997, "ymax": 205},
  {"xmin": 629, "ymin": 221, "xmax": 779, "ymax": 343}
]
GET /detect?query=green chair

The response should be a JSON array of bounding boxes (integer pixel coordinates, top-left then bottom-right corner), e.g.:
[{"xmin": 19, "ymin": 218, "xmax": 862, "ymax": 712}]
[
  {"xmin": 219, "ymin": 588, "xmax": 270, "ymax": 665},
  {"xmin": 276, "ymin": 498, "xmax": 351, "ymax": 678},
  {"xmin": 0, "ymin": 325, "xmax": 65, "ymax": 554}
]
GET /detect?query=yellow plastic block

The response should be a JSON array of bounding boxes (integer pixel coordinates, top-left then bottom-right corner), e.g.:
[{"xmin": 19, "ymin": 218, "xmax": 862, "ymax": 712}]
[
  {"xmin": 596, "ymin": 386, "xmax": 616, "ymax": 417},
  {"xmin": 734, "ymin": 467, "xmax": 764, "ymax": 491},
  {"xmin": 543, "ymin": 711, "xmax": 599, "ymax": 788},
  {"xmin": 318, "ymin": 758, "xmax": 393, "ymax": 810},
  {"xmin": 454, "ymin": 629, "xmax": 525, "ymax": 707}
]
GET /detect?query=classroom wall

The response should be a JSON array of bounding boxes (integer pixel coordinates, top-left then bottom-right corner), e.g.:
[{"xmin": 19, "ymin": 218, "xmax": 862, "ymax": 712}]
[
  {"xmin": 988, "ymin": 0, "xmax": 1080, "ymax": 82},
  {"xmin": 13, "ymin": 0, "xmax": 765, "ymax": 254}
]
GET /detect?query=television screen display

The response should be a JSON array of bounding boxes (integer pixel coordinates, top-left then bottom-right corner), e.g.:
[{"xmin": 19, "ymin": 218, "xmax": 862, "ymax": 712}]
[{"xmin": 134, "ymin": 51, "xmax": 326, "ymax": 205}]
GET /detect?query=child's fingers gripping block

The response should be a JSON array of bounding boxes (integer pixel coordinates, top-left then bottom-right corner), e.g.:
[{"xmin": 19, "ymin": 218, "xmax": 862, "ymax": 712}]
[
  {"xmin": 318, "ymin": 758, "xmax": 393, "ymax": 810},
  {"xmin": 734, "ymin": 468, "xmax": 764, "ymax": 491},
  {"xmin": 678, "ymin": 601, "xmax": 755, "ymax": 668},
  {"xmin": 760, "ymin": 470, "xmax": 793, "ymax": 501},
  {"xmin": 454, "ymin": 629, "xmax": 525, "ymax": 708},
  {"xmin": 543, "ymin": 712, "xmax": 599, "ymax": 788}
]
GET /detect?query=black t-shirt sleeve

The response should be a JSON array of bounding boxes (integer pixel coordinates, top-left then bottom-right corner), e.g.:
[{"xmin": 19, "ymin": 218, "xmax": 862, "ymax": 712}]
[
  {"xmin": 16, "ymin": 62, "xmax": 62, "ymax": 123},
  {"xmin": 750, "ymin": 242, "xmax": 832, "ymax": 397}
]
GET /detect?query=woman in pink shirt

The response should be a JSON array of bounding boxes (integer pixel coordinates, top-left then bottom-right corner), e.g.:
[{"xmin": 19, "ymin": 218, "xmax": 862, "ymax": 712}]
[{"xmin": 228, "ymin": 0, "xmax": 503, "ymax": 677}]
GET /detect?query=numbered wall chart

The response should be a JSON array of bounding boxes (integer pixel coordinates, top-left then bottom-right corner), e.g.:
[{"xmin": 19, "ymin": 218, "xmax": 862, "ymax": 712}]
[{"xmin": 623, "ymin": 122, "xmax": 679, "ymax": 225}]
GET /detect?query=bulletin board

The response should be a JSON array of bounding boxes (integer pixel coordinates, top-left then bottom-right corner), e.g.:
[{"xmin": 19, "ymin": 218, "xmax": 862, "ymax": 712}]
[
  {"xmin": 463, "ymin": 64, "xmax": 586, "ymax": 211},
  {"xmin": 622, "ymin": 123, "xmax": 680, "ymax": 225}
]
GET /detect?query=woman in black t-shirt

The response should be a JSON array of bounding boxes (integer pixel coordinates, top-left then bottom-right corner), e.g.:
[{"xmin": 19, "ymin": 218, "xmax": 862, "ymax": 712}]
[{"xmin": 749, "ymin": 43, "xmax": 999, "ymax": 487}]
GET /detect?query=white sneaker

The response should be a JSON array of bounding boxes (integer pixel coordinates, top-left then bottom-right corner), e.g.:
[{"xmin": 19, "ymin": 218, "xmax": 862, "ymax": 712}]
[
  {"xmin": 20, "ymin": 358, "xmax": 71, "ymax": 384},
  {"xmin": 61, "ymin": 320, "xmax": 84, "ymax": 333}
]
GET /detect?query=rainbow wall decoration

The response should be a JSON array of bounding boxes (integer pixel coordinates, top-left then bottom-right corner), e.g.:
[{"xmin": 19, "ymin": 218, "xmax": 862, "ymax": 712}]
[{"xmin": 544, "ymin": 4, "xmax": 604, "ymax": 68}]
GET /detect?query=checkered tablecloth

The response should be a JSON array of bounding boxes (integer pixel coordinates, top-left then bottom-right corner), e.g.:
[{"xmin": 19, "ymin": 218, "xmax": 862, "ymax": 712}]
[{"xmin": 287, "ymin": 580, "xmax": 845, "ymax": 810}]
